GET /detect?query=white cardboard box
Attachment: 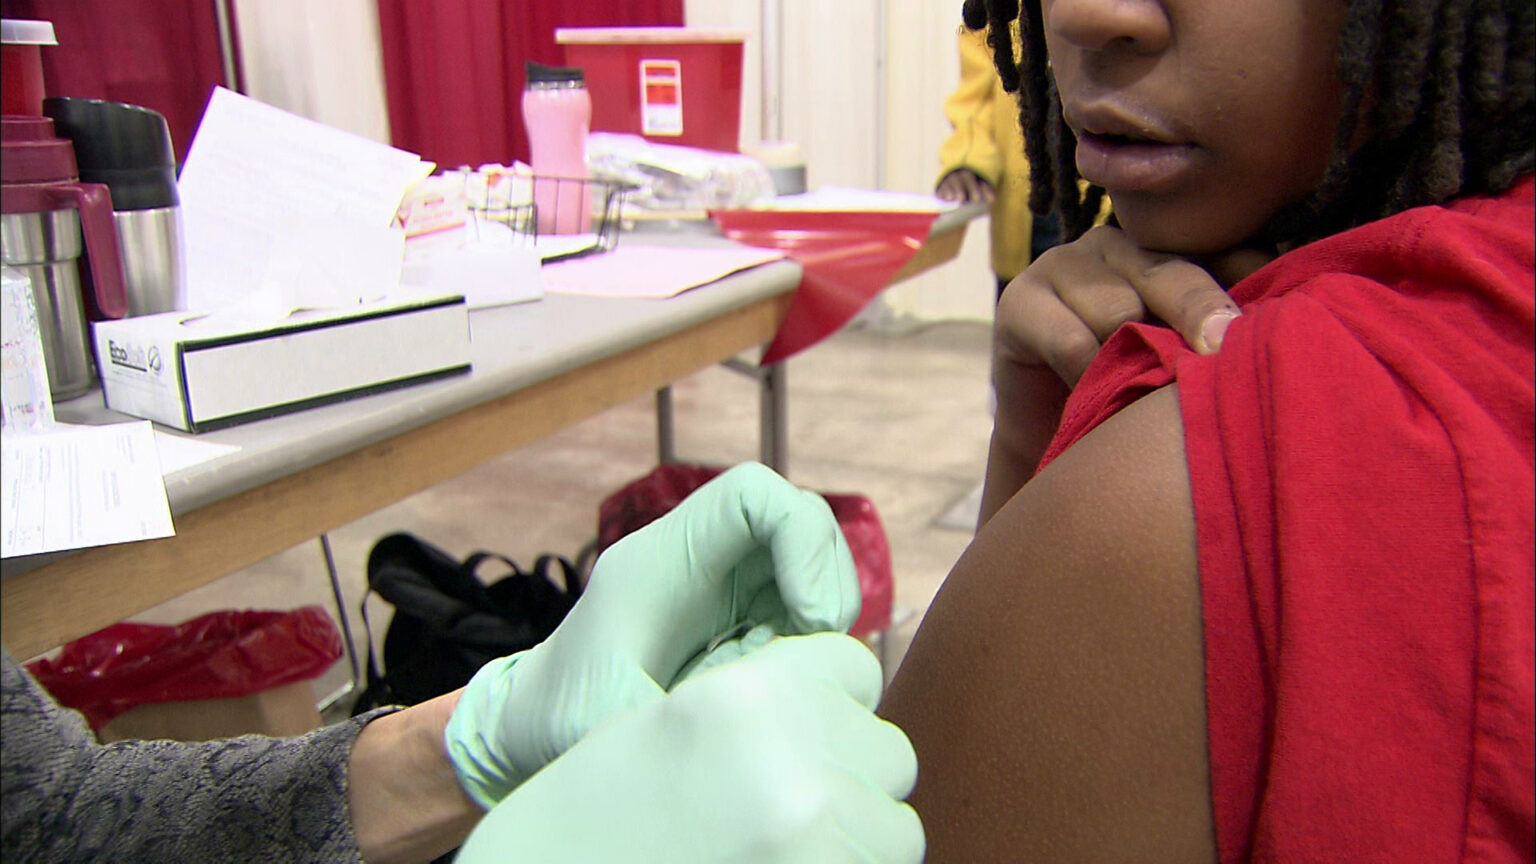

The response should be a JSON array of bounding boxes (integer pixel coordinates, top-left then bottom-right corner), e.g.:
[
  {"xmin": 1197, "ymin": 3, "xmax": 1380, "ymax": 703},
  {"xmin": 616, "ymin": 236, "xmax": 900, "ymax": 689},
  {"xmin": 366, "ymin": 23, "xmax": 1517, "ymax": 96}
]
[{"xmin": 93, "ymin": 294, "xmax": 472, "ymax": 432}]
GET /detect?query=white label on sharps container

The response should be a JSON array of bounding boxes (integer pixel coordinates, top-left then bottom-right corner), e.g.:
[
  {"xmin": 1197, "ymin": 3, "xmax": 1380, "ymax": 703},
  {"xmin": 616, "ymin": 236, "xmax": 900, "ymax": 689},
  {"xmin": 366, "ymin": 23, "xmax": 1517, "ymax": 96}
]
[{"xmin": 640, "ymin": 59, "xmax": 684, "ymax": 136}]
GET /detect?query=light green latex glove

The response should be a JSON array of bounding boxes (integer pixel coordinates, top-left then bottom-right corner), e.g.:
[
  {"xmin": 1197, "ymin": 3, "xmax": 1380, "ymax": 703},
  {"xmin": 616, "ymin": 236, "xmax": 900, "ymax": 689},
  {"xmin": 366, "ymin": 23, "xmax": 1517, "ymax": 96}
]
[
  {"xmin": 455, "ymin": 632, "xmax": 924, "ymax": 864},
  {"xmin": 445, "ymin": 462, "xmax": 860, "ymax": 808}
]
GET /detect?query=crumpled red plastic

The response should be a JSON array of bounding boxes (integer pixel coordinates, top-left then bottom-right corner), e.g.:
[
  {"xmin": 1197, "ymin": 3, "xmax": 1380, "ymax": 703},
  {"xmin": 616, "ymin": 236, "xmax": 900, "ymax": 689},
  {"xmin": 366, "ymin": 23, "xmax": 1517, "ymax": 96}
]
[
  {"xmin": 597, "ymin": 463, "xmax": 894, "ymax": 639},
  {"xmin": 709, "ymin": 209, "xmax": 940, "ymax": 364},
  {"xmin": 25, "ymin": 606, "xmax": 343, "ymax": 731}
]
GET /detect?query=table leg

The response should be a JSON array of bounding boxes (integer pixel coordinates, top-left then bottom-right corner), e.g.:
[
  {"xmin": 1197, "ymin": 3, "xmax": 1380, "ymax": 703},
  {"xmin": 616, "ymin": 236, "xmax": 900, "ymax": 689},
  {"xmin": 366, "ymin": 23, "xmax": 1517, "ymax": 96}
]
[
  {"xmin": 761, "ymin": 361, "xmax": 788, "ymax": 475},
  {"xmin": 722, "ymin": 357, "xmax": 789, "ymax": 475},
  {"xmin": 316, "ymin": 534, "xmax": 361, "ymax": 712},
  {"xmin": 656, "ymin": 386, "xmax": 677, "ymax": 464}
]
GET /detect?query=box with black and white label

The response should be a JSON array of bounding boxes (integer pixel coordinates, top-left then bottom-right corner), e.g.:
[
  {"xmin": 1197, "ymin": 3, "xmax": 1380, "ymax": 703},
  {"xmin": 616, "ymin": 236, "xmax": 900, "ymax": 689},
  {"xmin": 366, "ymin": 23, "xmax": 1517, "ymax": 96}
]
[{"xmin": 92, "ymin": 294, "xmax": 471, "ymax": 433}]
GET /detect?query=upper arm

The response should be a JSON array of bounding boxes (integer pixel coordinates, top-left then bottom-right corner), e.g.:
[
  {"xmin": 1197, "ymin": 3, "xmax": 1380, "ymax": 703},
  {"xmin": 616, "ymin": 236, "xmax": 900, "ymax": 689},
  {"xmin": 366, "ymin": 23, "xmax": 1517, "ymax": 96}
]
[{"xmin": 879, "ymin": 385, "xmax": 1217, "ymax": 863}]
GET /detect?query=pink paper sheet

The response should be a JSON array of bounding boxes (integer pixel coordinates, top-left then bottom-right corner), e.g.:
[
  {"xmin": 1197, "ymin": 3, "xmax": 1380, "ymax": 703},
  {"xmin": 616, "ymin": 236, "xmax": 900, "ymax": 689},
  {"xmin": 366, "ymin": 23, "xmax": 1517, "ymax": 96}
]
[{"xmin": 540, "ymin": 244, "xmax": 787, "ymax": 299}]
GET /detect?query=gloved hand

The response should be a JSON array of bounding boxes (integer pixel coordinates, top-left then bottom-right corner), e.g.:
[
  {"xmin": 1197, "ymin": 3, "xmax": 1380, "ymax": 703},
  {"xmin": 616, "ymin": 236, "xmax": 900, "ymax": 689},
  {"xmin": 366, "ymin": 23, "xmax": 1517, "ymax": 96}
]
[
  {"xmin": 454, "ymin": 632, "xmax": 924, "ymax": 864},
  {"xmin": 445, "ymin": 462, "xmax": 860, "ymax": 808}
]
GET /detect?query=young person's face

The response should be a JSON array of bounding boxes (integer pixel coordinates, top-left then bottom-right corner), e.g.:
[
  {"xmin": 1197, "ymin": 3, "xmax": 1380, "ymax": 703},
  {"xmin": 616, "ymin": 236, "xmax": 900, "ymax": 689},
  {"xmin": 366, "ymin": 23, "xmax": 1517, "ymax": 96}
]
[{"xmin": 1043, "ymin": 0, "xmax": 1346, "ymax": 254}]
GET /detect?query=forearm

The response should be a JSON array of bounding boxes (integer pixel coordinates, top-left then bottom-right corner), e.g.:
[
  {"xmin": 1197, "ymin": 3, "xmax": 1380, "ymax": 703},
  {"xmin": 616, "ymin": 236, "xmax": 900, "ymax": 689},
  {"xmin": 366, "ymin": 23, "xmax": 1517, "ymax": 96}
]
[
  {"xmin": 979, "ymin": 433, "xmax": 1039, "ymax": 529},
  {"xmin": 2, "ymin": 648, "xmax": 374, "ymax": 863},
  {"xmin": 938, "ymin": 30, "xmax": 1003, "ymax": 184},
  {"xmin": 978, "ymin": 359, "xmax": 1070, "ymax": 528},
  {"xmin": 348, "ymin": 689, "xmax": 483, "ymax": 864}
]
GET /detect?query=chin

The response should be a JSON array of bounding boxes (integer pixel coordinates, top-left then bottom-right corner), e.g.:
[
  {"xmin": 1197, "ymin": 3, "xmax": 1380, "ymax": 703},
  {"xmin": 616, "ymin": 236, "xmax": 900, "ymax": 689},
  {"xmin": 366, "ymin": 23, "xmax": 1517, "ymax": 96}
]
[{"xmin": 1114, "ymin": 205, "xmax": 1263, "ymax": 258}]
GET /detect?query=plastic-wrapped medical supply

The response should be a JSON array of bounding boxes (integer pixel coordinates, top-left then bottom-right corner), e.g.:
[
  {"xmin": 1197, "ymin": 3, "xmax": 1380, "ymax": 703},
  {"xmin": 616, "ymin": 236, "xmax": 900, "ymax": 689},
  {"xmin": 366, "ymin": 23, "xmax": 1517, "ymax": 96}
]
[
  {"xmin": 398, "ymin": 166, "xmax": 535, "ymax": 250},
  {"xmin": 1, "ymin": 266, "xmax": 54, "ymax": 430},
  {"xmin": 586, "ymin": 132, "xmax": 775, "ymax": 212},
  {"xmin": 396, "ymin": 172, "xmax": 472, "ymax": 259},
  {"xmin": 461, "ymin": 163, "xmax": 535, "ymax": 215}
]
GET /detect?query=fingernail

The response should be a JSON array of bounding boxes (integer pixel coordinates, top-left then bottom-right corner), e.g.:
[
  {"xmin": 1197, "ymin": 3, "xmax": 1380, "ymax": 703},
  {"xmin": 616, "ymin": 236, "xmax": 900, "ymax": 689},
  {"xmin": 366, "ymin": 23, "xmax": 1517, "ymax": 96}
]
[{"xmin": 1200, "ymin": 311, "xmax": 1238, "ymax": 353}]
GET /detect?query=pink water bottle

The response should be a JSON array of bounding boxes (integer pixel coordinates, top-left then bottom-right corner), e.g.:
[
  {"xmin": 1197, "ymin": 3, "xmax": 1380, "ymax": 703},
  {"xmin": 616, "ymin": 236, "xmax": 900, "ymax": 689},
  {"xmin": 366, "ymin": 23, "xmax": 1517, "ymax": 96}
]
[{"xmin": 523, "ymin": 62, "xmax": 592, "ymax": 235}]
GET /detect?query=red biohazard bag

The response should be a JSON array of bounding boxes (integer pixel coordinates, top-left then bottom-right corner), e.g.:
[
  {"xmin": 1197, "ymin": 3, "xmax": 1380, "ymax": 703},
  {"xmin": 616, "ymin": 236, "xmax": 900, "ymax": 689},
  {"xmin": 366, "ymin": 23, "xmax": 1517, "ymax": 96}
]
[
  {"xmin": 596, "ymin": 463, "xmax": 894, "ymax": 639},
  {"xmin": 25, "ymin": 606, "xmax": 343, "ymax": 732},
  {"xmin": 708, "ymin": 208, "xmax": 940, "ymax": 364}
]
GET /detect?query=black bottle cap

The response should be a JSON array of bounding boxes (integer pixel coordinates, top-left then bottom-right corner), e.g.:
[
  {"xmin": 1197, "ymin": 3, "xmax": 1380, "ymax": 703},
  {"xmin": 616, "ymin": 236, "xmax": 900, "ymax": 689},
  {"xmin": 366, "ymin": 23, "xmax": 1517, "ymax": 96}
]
[{"xmin": 525, "ymin": 61, "xmax": 585, "ymax": 85}]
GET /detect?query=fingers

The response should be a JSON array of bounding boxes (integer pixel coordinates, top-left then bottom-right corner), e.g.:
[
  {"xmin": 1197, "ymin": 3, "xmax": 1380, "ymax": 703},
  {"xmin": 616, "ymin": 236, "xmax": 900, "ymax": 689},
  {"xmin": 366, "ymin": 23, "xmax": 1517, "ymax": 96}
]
[
  {"xmin": 996, "ymin": 227, "xmax": 1245, "ymax": 395},
  {"xmin": 834, "ymin": 787, "xmax": 926, "ymax": 864},
  {"xmin": 745, "ymin": 631, "xmax": 886, "ymax": 711},
  {"xmin": 966, "ymin": 174, "xmax": 996, "ymax": 203},
  {"xmin": 776, "ymin": 490, "xmax": 860, "ymax": 634},
  {"xmin": 670, "ymin": 633, "xmax": 923, "ymax": 861},
  {"xmin": 656, "ymin": 463, "xmax": 842, "ymax": 591},
  {"xmin": 707, "ymin": 463, "xmax": 860, "ymax": 634},
  {"xmin": 753, "ymin": 635, "xmax": 921, "ymax": 855},
  {"xmin": 672, "ymin": 621, "xmax": 776, "ymax": 684},
  {"xmin": 1198, "ymin": 310, "xmax": 1239, "ymax": 354},
  {"xmin": 802, "ymin": 680, "xmax": 918, "ymax": 801},
  {"xmin": 996, "ymin": 267, "xmax": 1108, "ymax": 387},
  {"xmin": 584, "ymin": 463, "xmax": 857, "ymax": 690},
  {"xmin": 1047, "ymin": 251, "xmax": 1155, "ymax": 346},
  {"xmin": 934, "ymin": 172, "xmax": 966, "ymax": 201},
  {"xmin": 828, "ymin": 710, "xmax": 920, "ymax": 801},
  {"xmin": 935, "ymin": 169, "xmax": 994, "ymax": 204},
  {"xmin": 744, "ymin": 634, "xmax": 920, "ymax": 803},
  {"xmin": 1101, "ymin": 239, "xmax": 1241, "ymax": 354}
]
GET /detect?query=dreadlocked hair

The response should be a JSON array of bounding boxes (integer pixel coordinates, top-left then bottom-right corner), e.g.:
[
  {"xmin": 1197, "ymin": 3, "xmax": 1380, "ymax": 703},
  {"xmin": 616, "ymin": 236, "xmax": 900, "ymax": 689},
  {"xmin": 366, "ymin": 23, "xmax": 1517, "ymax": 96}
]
[{"xmin": 959, "ymin": 0, "xmax": 1535, "ymax": 247}]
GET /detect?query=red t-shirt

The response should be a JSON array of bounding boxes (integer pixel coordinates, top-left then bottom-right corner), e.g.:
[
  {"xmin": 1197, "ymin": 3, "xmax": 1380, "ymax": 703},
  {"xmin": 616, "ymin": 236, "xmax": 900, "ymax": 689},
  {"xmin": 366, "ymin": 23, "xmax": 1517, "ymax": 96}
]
[{"xmin": 1039, "ymin": 177, "xmax": 1534, "ymax": 863}]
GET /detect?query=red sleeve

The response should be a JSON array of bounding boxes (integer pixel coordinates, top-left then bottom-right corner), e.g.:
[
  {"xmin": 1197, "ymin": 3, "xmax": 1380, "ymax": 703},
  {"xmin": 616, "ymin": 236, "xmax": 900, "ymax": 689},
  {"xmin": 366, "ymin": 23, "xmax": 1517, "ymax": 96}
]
[
  {"xmin": 1041, "ymin": 180, "xmax": 1534, "ymax": 864},
  {"xmin": 1185, "ymin": 193, "xmax": 1534, "ymax": 863}
]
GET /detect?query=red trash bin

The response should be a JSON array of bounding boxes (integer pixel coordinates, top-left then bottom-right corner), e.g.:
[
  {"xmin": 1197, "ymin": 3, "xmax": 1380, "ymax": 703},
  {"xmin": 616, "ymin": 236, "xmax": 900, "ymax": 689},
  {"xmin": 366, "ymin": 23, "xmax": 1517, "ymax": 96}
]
[
  {"xmin": 597, "ymin": 463, "xmax": 894, "ymax": 640},
  {"xmin": 26, "ymin": 606, "xmax": 343, "ymax": 742}
]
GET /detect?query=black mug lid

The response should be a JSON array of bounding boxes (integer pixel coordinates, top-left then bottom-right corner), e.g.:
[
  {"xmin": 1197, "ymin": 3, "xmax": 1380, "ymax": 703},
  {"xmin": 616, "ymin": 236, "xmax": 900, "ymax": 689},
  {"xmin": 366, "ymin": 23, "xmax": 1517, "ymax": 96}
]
[
  {"xmin": 43, "ymin": 96, "xmax": 178, "ymax": 209},
  {"xmin": 526, "ymin": 61, "xmax": 584, "ymax": 85}
]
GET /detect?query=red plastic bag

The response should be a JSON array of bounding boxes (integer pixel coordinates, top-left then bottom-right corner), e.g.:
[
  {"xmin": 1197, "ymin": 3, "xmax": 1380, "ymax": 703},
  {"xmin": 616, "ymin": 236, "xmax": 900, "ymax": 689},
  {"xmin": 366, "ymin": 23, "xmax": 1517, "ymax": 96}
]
[
  {"xmin": 597, "ymin": 464, "xmax": 894, "ymax": 639},
  {"xmin": 708, "ymin": 209, "xmax": 940, "ymax": 364},
  {"xmin": 819, "ymin": 492, "xmax": 894, "ymax": 640},
  {"xmin": 26, "ymin": 606, "xmax": 343, "ymax": 732}
]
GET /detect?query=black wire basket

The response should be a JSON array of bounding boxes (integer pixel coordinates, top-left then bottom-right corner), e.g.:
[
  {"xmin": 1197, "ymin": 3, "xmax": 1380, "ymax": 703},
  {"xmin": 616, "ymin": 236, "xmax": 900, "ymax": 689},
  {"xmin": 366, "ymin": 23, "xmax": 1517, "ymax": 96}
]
[{"xmin": 462, "ymin": 170, "xmax": 634, "ymax": 263}]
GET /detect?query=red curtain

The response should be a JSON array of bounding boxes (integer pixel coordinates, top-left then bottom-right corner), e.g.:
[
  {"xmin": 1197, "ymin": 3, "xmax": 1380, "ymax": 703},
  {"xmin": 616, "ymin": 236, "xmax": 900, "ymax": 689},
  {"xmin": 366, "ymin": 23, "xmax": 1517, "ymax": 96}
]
[
  {"xmin": 0, "ymin": 0, "xmax": 234, "ymax": 164},
  {"xmin": 375, "ymin": 0, "xmax": 682, "ymax": 171}
]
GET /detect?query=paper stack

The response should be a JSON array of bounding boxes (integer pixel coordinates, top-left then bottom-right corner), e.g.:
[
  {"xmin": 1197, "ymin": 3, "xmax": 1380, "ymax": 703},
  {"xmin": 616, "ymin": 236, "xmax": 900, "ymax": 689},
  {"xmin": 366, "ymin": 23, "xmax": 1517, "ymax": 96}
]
[{"xmin": 95, "ymin": 88, "xmax": 473, "ymax": 432}]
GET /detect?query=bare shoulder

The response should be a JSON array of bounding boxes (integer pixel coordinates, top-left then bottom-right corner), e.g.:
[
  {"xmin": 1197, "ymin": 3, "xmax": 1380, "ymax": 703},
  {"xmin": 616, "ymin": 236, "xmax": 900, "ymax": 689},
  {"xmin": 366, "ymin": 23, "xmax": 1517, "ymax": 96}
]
[{"xmin": 880, "ymin": 384, "xmax": 1217, "ymax": 863}]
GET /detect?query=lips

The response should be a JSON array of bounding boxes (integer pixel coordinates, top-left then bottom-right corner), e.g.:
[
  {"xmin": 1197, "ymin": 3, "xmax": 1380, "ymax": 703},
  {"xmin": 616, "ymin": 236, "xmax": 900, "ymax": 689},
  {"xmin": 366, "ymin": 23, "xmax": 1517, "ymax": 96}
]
[{"xmin": 1067, "ymin": 104, "xmax": 1198, "ymax": 193}]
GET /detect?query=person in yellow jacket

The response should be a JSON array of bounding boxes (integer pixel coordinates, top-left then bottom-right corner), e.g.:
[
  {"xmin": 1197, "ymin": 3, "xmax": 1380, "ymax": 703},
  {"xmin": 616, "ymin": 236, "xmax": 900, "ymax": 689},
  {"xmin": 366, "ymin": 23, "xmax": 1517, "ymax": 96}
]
[{"xmin": 935, "ymin": 25, "xmax": 1058, "ymax": 300}]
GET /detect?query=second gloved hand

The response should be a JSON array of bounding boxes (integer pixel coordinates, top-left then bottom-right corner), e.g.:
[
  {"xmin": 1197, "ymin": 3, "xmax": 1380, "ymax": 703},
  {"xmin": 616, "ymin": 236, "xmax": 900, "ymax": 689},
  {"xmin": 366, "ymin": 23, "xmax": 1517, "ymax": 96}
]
[
  {"xmin": 454, "ymin": 632, "xmax": 925, "ymax": 864},
  {"xmin": 445, "ymin": 462, "xmax": 859, "ymax": 808}
]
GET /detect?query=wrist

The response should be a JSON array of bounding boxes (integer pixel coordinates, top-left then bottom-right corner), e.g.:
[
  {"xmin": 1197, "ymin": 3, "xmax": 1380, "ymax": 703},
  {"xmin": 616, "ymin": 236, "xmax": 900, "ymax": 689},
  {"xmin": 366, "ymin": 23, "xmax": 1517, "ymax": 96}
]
[
  {"xmin": 444, "ymin": 652, "xmax": 533, "ymax": 810},
  {"xmin": 349, "ymin": 692, "xmax": 482, "ymax": 864}
]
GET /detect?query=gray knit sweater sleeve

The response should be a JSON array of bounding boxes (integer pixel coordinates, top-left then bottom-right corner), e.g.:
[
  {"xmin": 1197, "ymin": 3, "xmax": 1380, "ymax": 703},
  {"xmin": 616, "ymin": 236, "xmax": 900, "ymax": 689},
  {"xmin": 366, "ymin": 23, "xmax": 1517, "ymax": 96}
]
[{"xmin": 1, "ymin": 648, "xmax": 397, "ymax": 863}]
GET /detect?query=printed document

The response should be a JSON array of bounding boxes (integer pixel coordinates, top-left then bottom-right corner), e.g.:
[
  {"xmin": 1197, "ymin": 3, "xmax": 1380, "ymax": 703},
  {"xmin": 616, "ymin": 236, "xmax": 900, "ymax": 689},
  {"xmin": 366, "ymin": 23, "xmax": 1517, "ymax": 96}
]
[{"xmin": 1, "ymin": 422, "xmax": 175, "ymax": 558}]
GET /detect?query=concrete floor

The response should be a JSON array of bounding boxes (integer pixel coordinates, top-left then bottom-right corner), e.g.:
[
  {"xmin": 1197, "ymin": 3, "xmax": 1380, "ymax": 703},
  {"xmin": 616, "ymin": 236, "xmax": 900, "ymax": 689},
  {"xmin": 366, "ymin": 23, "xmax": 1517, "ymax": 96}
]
[{"xmin": 126, "ymin": 318, "xmax": 995, "ymax": 711}]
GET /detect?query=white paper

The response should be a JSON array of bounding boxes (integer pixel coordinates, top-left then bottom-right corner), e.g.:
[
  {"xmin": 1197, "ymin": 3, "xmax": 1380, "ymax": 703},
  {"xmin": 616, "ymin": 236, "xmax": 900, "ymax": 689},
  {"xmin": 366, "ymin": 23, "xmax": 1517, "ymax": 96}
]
[
  {"xmin": 1, "ymin": 422, "xmax": 176, "ymax": 558},
  {"xmin": 401, "ymin": 243, "xmax": 543, "ymax": 310},
  {"xmin": 178, "ymin": 87, "xmax": 434, "ymax": 312},
  {"xmin": 533, "ymin": 234, "xmax": 604, "ymax": 262},
  {"xmin": 755, "ymin": 185, "xmax": 960, "ymax": 213},
  {"xmin": 542, "ymin": 244, "xmax": 786, "ymax": 299},
  {"xmin": 152, "ymin": 430, "xmax": 241, "ymax": 476}
]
